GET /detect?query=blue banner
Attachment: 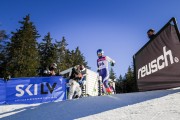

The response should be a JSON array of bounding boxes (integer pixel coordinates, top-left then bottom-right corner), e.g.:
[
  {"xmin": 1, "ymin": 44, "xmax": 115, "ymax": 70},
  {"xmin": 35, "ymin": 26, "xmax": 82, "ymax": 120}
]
[
  {"xmin": 0, "ymin": 79, "xmax": 6, "ymax": 104},
  {"xmin": 6, "ymin": 76, "xmax": 67, "ymax": 104}
]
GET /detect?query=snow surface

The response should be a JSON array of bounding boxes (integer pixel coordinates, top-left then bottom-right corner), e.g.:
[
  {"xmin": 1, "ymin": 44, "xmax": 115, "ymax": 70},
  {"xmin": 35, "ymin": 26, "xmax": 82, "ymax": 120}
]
[{"xmin": 1, "ymin": 88, "xmax": 180, "ymax": 120}]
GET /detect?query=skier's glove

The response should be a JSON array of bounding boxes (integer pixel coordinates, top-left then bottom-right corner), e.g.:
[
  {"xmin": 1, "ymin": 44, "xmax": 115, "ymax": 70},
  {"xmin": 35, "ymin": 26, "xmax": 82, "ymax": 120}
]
[
  {"xmin": 111, "ymin": 62, "xmax": 115, "ymax": 66},
  {"xmin": 97, "ymin": 69, "xmax": 100, "ymax": 73}
]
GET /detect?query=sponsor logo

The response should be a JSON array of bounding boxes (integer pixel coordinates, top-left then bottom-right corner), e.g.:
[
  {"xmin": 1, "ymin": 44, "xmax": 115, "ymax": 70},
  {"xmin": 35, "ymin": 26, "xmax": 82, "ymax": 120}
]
[
  {"xmin": 15, "ymin": 82, "xmax": 57, "ymax": 97},
  {"xmin": 138, "ymin": 46, "xmax": 179, "ymax": 79}
]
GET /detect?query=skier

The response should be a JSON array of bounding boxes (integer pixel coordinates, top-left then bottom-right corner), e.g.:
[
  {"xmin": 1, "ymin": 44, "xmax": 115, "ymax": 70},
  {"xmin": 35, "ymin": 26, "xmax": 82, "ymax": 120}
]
[{"xmin": 97, "ymin": 49, "xmax": 115, "ymax": 94}]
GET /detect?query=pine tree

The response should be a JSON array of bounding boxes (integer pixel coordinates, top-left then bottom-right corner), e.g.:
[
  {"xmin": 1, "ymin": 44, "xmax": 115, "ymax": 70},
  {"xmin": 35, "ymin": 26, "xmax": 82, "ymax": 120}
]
[
  {"xmin": 54, "ymin": 37, "xmax": 89, "ymax": 71},
  {"xmin": 109, "ymin": 68, "xmax": 116, "ymax": 81},
  {"xmin": 115, "ymin": 74, "xmax": 124, "ymax": 93},
  {"xmin": 0, "ymin": 30, "xmax": 8, "ymax": 64},
  {"xmin": 71, "ymin": 47, "xmax": 88, "ymax": 68},
  {"xmin": 55, "ymin": 37, "xmax": 68, "ymax": 71},
  {"xmin": 118, "ymin": 75, "xmax": 123, "ymax": 82},
  {"xmin": 59, "ymin": 46, "xmax": 89, "ymax": 70},
  {"xmin": 8, "ymin": 15, "xmax": 40, "ymax": 77},
  {"xmin": 0, "ymin": 30, "xmax": 8, "ymax": 40},
  {"xmin": 63, "ymin": 49, "xmax": 72, "ymax": 69},
  {"xmin": 0, "ymin": 30, "xmax": 7, "ymax": 64},
  {"xmin": 124, "ymin": 65, "xmax": 138, "ymax": 92},
  {"xmin": 0, "ymin": 30, "xmax": 9, "ymax": 78},
  {"xmin": 38, "ymin": 32, "xmax": 57, "ymax": 70}
]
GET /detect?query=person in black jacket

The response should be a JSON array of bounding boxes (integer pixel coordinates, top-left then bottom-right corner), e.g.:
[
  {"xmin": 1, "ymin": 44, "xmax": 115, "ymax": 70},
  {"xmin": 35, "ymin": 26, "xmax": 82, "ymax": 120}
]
[
  {"xmin": 147, "ymin": 29, "xmax": 156, "ymax": 39},
  {"xmin": 68, "ymin": 65, "xmax": 82, "ymax": 99},
  {"xmin": 70, "ymin": 65, "xmax": 82, "ymax": 80}
]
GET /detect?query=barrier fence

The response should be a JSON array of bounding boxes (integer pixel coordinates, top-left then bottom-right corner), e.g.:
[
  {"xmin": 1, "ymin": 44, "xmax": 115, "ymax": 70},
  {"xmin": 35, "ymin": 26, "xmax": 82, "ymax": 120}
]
[{"xmin": 0, "ymin": 76, "xmax": 67, "ymax": 104}]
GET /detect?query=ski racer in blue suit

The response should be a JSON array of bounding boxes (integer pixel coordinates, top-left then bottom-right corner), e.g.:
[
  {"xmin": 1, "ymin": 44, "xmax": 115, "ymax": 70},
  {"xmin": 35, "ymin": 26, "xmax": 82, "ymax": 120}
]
[{"xmin": 97, "ymin": 49, "xmax": 115, "ymax": 93}]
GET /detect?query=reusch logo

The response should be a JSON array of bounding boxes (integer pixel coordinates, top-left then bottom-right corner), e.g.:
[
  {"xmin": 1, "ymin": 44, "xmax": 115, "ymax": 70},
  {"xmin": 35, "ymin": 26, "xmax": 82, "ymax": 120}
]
[{"xmin": 138, "ymin": 46, "xmax": 179, "ymax": 79}]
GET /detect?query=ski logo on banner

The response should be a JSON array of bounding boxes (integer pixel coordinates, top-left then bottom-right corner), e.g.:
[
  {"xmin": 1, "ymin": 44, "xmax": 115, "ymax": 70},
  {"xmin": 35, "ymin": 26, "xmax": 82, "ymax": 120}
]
[
  {"xmin": 138, "ymin": 46, "xmax": 179, "ymax": 79},
  {"xmin": 15, "ymin": 82, "xmax": 57, "ymax": 97}
]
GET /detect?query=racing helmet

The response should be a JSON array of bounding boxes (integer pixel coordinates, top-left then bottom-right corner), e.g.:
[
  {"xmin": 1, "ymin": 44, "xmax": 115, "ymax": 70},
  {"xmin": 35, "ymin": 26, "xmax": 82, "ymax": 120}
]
[{"xmin": 97, "ymin": 49, "xmax": 104, "ymax": 55}]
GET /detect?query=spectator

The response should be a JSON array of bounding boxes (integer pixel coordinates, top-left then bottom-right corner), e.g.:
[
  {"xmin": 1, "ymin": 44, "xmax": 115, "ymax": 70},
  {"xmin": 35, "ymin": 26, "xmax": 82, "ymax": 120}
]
[
  {"xmin": 43, "ymin": 63, "xmax": 57, "ymax": 76},
  {"xmin": 49, "ymin": 63, "xmax": 57, "ymax": 76},
  {"xmin": 147, "ymin": 29, "xmax": 156, "ymax": 39},
  {"xmin": 68, "ymin": 65, "xmax": 82, "ymax": 99},
  {"xmin": 79, "ymin": 65, "xmax": 87, "ymax": 97}
]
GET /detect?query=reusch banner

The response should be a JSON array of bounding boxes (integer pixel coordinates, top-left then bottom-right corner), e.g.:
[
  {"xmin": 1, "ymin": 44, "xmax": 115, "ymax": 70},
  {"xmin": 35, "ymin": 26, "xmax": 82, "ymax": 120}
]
[
  {"xmin": 134, "ymin": 18, "xmax": 180, "ymax": 91},
  {"xmin": 6, "ymin": 76, "xmax": 67, "ymax": 104},
  {"xmin": 0, "ymin": 79, "xmax": 6, "ymax": 104}
]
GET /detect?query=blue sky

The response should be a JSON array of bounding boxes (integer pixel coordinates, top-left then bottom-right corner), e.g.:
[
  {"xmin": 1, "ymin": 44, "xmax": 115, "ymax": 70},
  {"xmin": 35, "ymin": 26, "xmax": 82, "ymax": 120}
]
[{"xmin": 1, "ymin": 0, "xmax": 180, "ymax": 77}]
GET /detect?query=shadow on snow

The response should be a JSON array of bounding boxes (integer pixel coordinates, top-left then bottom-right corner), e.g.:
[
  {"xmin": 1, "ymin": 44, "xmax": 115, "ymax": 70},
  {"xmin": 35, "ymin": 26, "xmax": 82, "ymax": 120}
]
[{"xmin": 1, "ymin": 88, "xmax": 180, "ymax": 120}]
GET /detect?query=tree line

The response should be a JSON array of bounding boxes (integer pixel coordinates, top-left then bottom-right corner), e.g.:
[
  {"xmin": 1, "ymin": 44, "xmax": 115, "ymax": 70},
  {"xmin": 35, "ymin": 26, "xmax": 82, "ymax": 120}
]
[
  {"xmin": 0, "ymin": 14, "xmax": 138, "ymax": 93},
  {"xmin": 0, "ymin": 15, "xmax": 88, "ymax": 78},
  {"xmin": 110, "ymin": 65, "xmax": 138, "ymax": 93}
]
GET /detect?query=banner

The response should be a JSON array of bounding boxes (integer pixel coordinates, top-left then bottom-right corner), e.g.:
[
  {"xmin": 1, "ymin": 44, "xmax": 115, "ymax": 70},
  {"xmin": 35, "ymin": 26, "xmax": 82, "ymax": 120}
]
[
  {"xmin": 0, "ymin": 79, "xmax": 6, "ymax": 104},
  {"xmin": 134, "ymin": 19, "xmax": 180, "ymax": 91},
  {"xmin": 6, "ymin": 76, "xmax": 67, "ymax": 104}
]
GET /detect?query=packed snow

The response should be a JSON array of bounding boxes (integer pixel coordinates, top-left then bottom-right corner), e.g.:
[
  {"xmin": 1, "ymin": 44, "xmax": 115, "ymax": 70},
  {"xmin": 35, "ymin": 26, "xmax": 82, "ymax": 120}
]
[{"xmin": 0, "ymin": 88, "xmax": 180, "ymax": 120}]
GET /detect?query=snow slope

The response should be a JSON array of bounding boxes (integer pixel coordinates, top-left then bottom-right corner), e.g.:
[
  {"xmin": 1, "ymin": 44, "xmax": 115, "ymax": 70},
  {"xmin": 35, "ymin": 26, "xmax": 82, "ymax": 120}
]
[{"xmin": 0, "ymin": 88, "xmax": 180, "ymax": 120}]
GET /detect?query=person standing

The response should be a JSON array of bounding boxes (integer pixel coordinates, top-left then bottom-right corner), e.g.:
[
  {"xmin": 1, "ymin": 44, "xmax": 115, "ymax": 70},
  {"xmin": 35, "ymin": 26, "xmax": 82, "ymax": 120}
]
[{"xmin": 97, "ymin": 49, "xmax": 115, "ymax": 94}]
